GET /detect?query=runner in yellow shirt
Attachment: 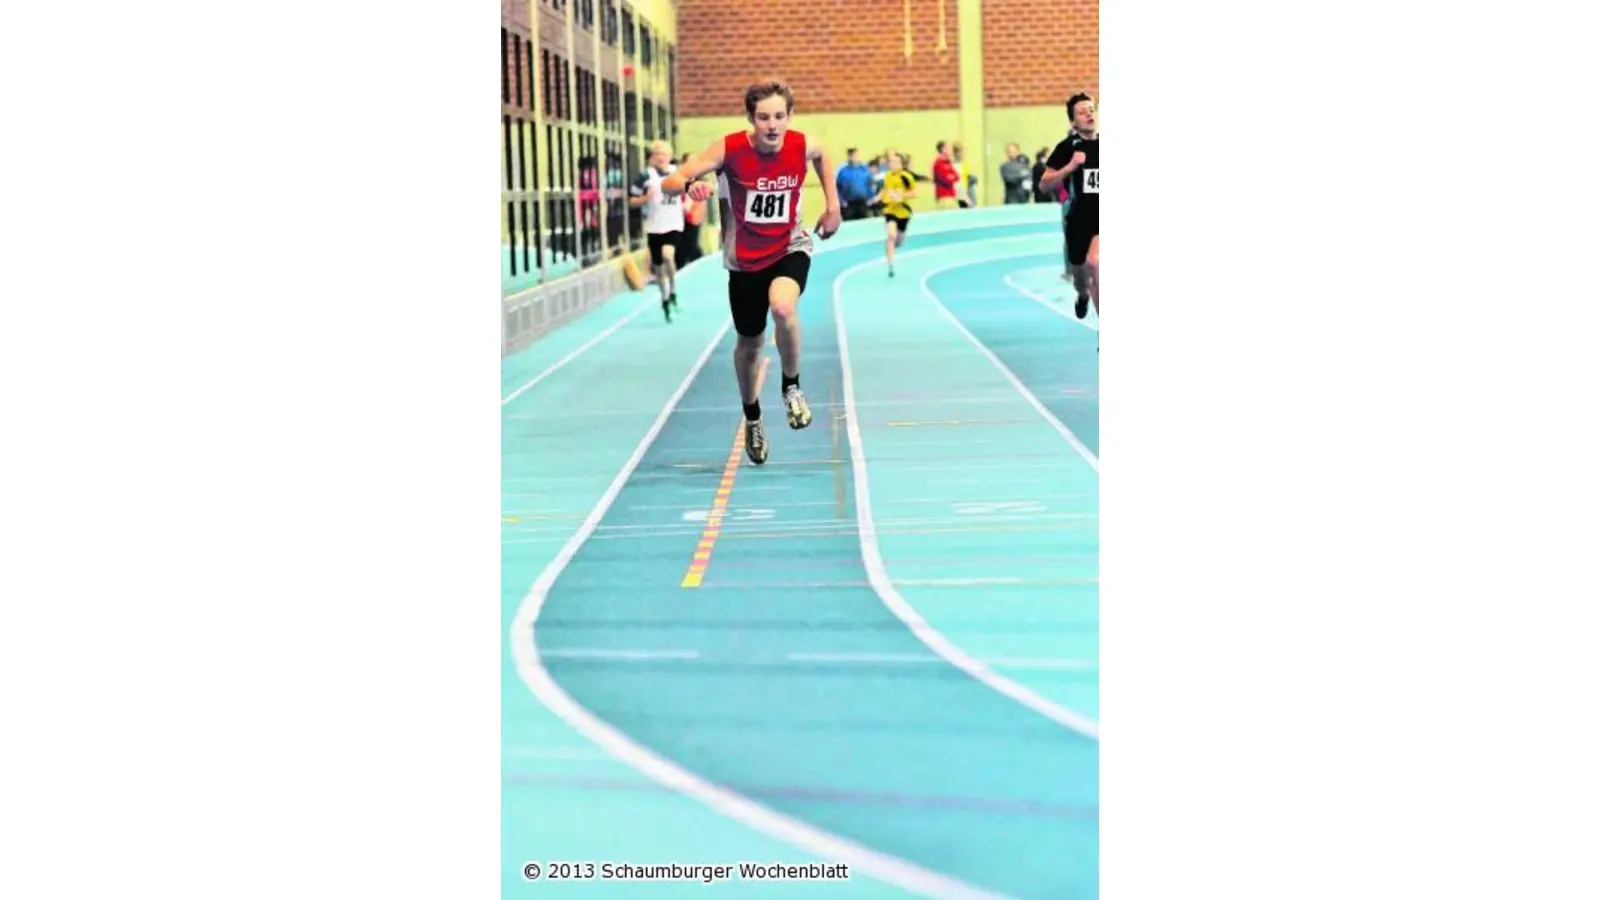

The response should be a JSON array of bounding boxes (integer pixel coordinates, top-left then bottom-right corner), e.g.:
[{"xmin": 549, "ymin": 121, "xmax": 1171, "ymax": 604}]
[{"xmin": 875, "ymin": 152, "xmax": 916, "ymax": 277}]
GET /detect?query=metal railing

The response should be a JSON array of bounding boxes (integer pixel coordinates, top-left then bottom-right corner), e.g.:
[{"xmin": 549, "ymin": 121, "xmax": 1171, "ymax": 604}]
[{"xmin": 501, "ymin": 252, "xmax": 642, "ymax": 357}]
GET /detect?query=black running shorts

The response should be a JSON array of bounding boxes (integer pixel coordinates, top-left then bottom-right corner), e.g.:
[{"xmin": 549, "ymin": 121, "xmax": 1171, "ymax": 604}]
[
  {"xmin": 647, "ymin": 231, "xmax": 682, "ymax": 267},
  {"xmin": 1064, "ymin": 212, "xmax": 1098, "ymax": 267},
  {"xmin": 726, "ymin": 252, "xmax": 811, "ymax": 338}
]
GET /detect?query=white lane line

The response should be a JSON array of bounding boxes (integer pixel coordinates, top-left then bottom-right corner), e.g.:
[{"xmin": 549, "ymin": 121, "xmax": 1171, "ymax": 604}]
[
  {"xmin": 501, "ymin": 436, "xmax": 1011, "ymax": 458},
  {"xmin": 921, "ymin": 263, "xmax": 1100, "ymax": 472},
  {"xmin": 897, "ymin": 577, "xmax": 1023, "ymax": 587},
  {"xmin": 501, "ymin": 300, "xmax": 654, "ymax": 406},
  {"xmin": 502, "ymin": 455, "xmax": 1083, "ymax": 487},
  {"xmin": 509, "ymin": 314, "xmax": 1008, "ymax": 900},
  {"xmin": 787, "ymin": 652, "xmax": 1095, "ymax": 671},
  {"xmin": 834, "ymin": 243, "xmax": 1102, "ymax": 741},
  {"xmin": 1002, "ymin": 271, "xmax": 1099, "ymax": 332},
  {"xmin": 525, "ymin": 649, "xmax": 1099, "ymax": 672},
  {"xmin": 504, "ymin": 390, "xmax": 1091, "ymax": 421},
  {"xmin": 501, "ymin": 511, "xmax": 1097, "ymax": 542},
  {"xmin": 621, "ymin": 492, "xmax": 1091, "ymax": 512},
  {"xmin": 504, "ymin": 745, "xmax": 612, "ymax": 760},
  {"xmin": 538, "ymin": 648, "xmax": 701, "ymax": 660},
  {"xmin": 507, "ymin": 511, "xmax": 1096, "ymax": 533},
  {"xmin": 502, "ymin": 525, "xmax": 1095, "ymax": 547}
]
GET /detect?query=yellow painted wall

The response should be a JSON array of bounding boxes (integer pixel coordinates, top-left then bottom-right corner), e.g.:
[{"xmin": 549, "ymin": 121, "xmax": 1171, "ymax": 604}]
[
  {"xmin": 980, "ymin": 105, "xmax": 1071, "ymax": 206},
  {"xmin": 957, "ymin": 0, "xmax": 986, "ymax": 211},
  {"xmin": 631, "ymin": 0, "xmax": 676, "ymax": 43}
]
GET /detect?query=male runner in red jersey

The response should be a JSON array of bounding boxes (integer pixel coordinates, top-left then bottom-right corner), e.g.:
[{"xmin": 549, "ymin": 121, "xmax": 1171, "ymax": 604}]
[{"xmin": 661, "ymin": 80, "xmax": 842, "ymax": 465}]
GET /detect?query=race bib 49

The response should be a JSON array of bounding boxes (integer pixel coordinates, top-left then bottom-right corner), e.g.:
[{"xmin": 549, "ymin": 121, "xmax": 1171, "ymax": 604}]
[{"xmin": 1082, "ymin": 168, "xmax": 1099, "ymax": 194}]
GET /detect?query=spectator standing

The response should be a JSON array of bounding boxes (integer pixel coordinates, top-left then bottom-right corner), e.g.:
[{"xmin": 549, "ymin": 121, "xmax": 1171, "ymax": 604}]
[
  {"xmin": 1000, "ymin": 143, "xmax": 1033, "ymax": 204},
  {"xmin": 1031, "ymin": 146, "xmax": 1052, "ymax": 203},
  {"xmin": 835, "ymin": 147, "xmax": 874, "ymax": 220},
  {"xmin": 932, "ymin": 141, "xmax": 960, "ymax": 210}
]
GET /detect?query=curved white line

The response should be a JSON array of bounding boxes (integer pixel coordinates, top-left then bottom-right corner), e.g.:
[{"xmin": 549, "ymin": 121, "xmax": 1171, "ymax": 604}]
[
  {"xmin": 1006, "ymin": 265, "xmax": 1063, "ymax": 279},
  {"xmin": 834, "ymin": 245, "xmax": 1101, "ymax": 739},
  {"xmin": 502, "ymin": 240, "xmax": 747, "ymax": 405},
  {"xmin": 509, "ymin": 310, "xmax": 1011, "ymax": 900},
  {"xmin": 501, "ymin": 300, "xmax": 653, "ymax": 405},
  {"xmin": 1001, "ymin": 270, "xmax": 1100, "ymax": 333},
  {"xmin": 922, "ymin": 264, "xmax": 1100, "ymax": 472}
]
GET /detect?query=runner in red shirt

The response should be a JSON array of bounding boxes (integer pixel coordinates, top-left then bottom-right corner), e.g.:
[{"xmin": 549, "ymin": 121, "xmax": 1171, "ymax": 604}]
[
  {"xmin": 662, "ymin": 80, "xmax": 842, "ymax": 465},
  {"xmin": 932, "ymin": 142, "xmax": 961, "ymax": 209}
]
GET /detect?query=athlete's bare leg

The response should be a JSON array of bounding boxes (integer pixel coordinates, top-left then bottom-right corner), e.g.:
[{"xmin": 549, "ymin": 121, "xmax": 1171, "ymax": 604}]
[
  {"xmin": 732, "ymin": 278, "xmax": 803, "ymax": 454},
  {"xmin": 768, "ymin": 276, "xmax": 812, "ymax": 428},
  {"xmin": 1062, "ymin": 215, "xmax": 1072, "ymax": 280},
  {"xmin": 1071, "ymin": 262, "xmax": 1092, "ymax": 298},
  {"xmin": 1068, "ymin": 259, "xmax": 1091, "ymax": 318},
  {"xmin": 885, "ymin": 219, "xmax": 898, "ymax": 274},
  {"xmin": 734, "ymin": 332, "xmax": 764, "ymax": 406},
  {"xmin": 659, "ymin": 244, "xmax": 678, "ymax": 304},
  {"xmin": 769, "ymin": 277, "xmax": 803, "ymax": 383},
  {"xmin": 734, "ymin": 331, "xmax": 770, "ymax": 464},
  {"xmin": 1086, "ymin": 235, "xmax": 1099, "ymax": 315}
]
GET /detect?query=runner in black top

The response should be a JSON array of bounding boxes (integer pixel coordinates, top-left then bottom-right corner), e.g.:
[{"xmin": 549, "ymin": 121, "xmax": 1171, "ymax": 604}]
[{"xmin": 1040, "ymin": 93, "xmax": 1099, "ymax": 321}]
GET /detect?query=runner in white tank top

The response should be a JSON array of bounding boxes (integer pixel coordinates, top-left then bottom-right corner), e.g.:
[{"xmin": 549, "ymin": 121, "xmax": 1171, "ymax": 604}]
[{"xmin": 629, "ymin": 140, "xmax": 687, "ymax": 321}]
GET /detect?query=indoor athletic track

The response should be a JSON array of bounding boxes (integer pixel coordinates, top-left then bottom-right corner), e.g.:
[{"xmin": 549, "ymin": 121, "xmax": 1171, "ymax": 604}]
[{"xmin": 502, "ymin": 204, "xmax": 1100, "ymax": 899}]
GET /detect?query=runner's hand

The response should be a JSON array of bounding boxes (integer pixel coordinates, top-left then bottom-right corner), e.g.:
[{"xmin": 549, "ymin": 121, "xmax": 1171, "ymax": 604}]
[{"xmin": 816, "ymin": 206, "xmax": 841, "ymax": 239}]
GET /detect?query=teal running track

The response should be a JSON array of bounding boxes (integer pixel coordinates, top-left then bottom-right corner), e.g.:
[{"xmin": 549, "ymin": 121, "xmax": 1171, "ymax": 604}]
[{"xmin": 503, "ymin": 205, "xmax": 1098, "ymax": 899}]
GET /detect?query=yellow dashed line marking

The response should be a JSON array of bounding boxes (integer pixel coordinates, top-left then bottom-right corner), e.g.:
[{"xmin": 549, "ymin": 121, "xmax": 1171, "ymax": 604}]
[{"xmin": 679, "ymin": 423, "xmax": 747, "ymax": 588}]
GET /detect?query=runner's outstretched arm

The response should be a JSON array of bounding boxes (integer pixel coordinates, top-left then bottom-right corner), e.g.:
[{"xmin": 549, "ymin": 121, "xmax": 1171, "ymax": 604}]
[
  {"xmin": 662, "ymin": 139, "xmax": 724, "ymax": 197},
  {"xmin": 807, "ymin": 141, "xmax": 842, "ymax": 238}
]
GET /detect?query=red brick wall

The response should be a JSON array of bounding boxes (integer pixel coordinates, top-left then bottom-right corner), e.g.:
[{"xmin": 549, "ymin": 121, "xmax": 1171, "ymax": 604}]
[
  {"xmin": 676, "ymin": 0, "xmax": 961, "ymax": 116},
  {"xmin": 982, "ymin": 0, "xmax": 1098, "ymax": 107}
]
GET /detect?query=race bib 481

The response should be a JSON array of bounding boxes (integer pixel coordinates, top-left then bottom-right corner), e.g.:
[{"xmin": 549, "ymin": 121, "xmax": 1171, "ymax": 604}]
[{"xmin": 744, "ymin": 190, "xmax": 791, "ymax": 223}]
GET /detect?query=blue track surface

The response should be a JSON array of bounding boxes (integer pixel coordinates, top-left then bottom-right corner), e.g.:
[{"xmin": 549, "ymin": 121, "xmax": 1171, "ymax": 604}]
[{"xmin": 503, "ymin": 206, "xmax": 1098, "ymax": 899}]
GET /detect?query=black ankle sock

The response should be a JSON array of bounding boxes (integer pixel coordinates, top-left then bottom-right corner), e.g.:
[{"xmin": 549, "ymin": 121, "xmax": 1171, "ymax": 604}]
[
  {"xmin": 781, "ymin": 374, "xmax": 799, "ymax": 393},
  {"xmin": 743, "ymin": 401, "xmax": 760, "ymax": 422}
]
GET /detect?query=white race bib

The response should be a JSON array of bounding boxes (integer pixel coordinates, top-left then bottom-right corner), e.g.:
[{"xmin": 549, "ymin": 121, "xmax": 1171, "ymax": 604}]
[
  {"xmin": 744, "ymin": 190, "xmax": 791, "ymax": 224},
  {"xmin": 1083, "ymin": 168, "xmax": 1099, "ymax": 194}
]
